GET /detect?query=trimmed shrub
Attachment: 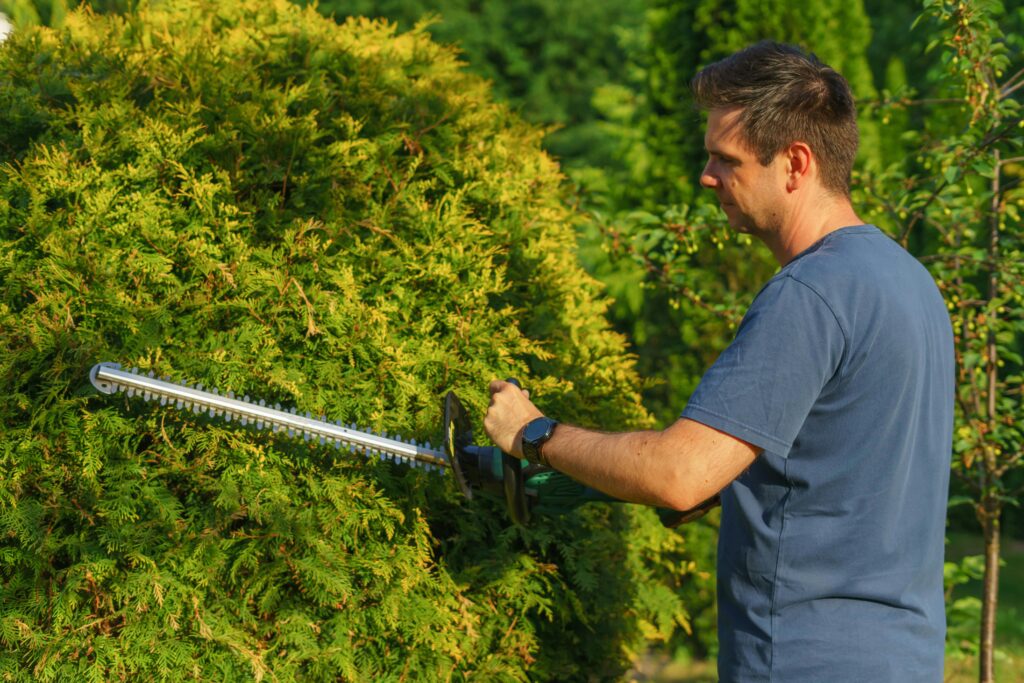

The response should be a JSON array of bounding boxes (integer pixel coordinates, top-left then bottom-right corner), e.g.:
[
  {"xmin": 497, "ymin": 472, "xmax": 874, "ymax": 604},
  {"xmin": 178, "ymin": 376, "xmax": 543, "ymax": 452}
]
[{"xmin": 0, "ymin": 2, "xmax": 694, "ymax": 679}]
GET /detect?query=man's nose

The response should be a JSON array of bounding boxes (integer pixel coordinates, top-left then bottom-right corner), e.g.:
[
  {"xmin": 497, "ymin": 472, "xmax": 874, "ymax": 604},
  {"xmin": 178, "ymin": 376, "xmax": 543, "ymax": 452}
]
[{"xmin": 700, "ymin": 164, "xmax": 718, "ymax": 189}]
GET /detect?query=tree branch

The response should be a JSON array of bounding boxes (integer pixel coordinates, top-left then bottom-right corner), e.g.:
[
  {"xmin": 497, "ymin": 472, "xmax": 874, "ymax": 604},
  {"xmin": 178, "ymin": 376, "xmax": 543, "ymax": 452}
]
[
  {"xmin": 998, "ymin": 65, "xmax": 1024, "ymax": 96},
  {"xmin": 1000, "ymin": 79, "xmax": 1024, "ymax": 100}
]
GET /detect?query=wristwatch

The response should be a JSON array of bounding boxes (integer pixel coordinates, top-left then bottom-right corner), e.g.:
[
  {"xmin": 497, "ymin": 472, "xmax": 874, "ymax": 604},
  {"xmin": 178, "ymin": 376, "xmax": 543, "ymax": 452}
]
[{"xmin": 521, "ymin": 416, "xmax": 559, "ymax": 467}]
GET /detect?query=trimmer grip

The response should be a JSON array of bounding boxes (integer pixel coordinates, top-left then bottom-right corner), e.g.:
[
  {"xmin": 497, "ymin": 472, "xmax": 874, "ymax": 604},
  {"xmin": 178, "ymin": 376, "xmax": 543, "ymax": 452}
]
[
  {"xmin": 656, "ymin": 495, "xmax": 721, "ymax": 528},
  {"xmin": 502, "ymin": 452, "xmax": 530, "ymax": 525}
]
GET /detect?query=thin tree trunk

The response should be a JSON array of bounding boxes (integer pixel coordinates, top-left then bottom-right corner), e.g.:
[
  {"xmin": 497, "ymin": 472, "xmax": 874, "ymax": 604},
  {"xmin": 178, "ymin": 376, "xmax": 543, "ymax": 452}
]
[
  {"xmin": 979, "ymin": 501, "xmax": 1000, "ymax": 683},
  {"xmin": 978, "ymin": 148, "xmax": 1002, "ymax": 683}
]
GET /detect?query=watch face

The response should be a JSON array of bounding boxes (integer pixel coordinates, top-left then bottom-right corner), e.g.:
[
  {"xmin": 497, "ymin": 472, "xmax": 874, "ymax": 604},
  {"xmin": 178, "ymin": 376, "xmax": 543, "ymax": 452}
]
[{"xmin": 523, "ymin": 417, "xmax": 555, "ymax": 444}]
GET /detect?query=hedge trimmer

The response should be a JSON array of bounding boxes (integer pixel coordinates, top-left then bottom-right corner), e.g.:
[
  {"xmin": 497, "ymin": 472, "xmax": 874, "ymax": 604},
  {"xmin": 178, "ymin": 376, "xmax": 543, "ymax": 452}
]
[{"xmin": 89, "ymin": 362, "xmax": 717, "ymax": 527}]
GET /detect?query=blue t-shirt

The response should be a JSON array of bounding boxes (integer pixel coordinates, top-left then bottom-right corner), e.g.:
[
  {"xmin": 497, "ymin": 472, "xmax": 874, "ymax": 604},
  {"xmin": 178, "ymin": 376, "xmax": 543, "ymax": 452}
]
[{"xmin": 681, "ymin": 225, "xmax": 954, "ymax": 682}]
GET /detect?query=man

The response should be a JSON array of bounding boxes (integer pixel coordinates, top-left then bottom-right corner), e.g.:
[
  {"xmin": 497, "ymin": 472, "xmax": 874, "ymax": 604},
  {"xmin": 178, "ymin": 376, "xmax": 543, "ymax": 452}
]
[{"xmin": 484, "ymin": 42, "xmax": 954, "ymax": 682}]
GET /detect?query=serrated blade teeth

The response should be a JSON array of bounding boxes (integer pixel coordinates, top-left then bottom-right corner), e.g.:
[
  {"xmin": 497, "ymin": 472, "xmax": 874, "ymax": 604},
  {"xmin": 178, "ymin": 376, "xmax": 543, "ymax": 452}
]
[{"xmin": 91, "ymin": 363, "xmax": 450, "ymax": 476}]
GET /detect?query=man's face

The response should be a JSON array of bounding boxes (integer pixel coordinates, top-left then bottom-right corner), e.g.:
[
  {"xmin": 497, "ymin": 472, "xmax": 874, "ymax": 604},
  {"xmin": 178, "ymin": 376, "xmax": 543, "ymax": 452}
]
[{"xmin": 700, "ymin": 107, "xmax": 786, "ymax": 235}]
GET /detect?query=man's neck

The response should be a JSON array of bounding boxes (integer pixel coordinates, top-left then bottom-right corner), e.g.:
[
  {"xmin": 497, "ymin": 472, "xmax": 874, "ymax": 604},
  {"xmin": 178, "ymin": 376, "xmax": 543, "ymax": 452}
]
[{"xmin": 763, "ymin": 196, "xmax": 864, "ymax": 266}]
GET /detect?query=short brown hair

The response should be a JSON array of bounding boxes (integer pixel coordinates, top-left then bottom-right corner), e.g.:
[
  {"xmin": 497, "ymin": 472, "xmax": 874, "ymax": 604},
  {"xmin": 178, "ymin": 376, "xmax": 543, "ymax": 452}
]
[{"xmin": 691, "ymin": 41, "xmax": 859, "ymax": 196}]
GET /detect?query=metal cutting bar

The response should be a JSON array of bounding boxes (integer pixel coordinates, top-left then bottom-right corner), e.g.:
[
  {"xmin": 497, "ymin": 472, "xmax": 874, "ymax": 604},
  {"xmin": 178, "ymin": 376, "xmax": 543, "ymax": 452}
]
[{"xmin": 89, "ymin": 362, "xmax": 448, "ymax": 469}]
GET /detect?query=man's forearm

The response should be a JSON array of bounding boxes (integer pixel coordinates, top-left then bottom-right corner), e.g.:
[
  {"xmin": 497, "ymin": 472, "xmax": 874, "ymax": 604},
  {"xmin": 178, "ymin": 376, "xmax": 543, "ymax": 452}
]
[
  {"xmin": 483, "ymin": 379, "xmax": 759, "ymax": 512},
  {"xmin": 539, "ymin": 424, "xmax": 695, "ymax": 511}
]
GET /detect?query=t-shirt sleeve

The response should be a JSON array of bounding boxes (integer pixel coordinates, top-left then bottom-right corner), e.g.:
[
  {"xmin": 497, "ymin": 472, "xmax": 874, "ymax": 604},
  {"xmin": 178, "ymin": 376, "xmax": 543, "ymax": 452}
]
[{"xmin": 680, "ymin": 274, "xmax": 846, "ymax": 457}]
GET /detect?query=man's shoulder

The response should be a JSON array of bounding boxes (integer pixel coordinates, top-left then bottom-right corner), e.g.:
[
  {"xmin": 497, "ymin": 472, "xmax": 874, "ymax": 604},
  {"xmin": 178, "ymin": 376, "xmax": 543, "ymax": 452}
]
[
  {"xmin": 778, "ymin": 224, "xmax": 939, "ymax": 311},
  {"xmin": 785, "ymin": 224, "xmax": 903, "ymax": 279}
]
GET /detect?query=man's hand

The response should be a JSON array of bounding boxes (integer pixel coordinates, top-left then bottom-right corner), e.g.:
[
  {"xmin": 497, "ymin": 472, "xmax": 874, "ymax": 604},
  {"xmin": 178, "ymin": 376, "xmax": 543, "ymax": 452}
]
[{"xmin": 483, "ymin": 379, "xmax": 544, "ymax": 458}]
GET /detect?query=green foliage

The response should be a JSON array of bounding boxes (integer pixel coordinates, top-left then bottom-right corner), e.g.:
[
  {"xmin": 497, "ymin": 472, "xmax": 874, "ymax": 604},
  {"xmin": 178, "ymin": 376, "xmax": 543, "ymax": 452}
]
[
  {"xmin": 945, "ymin": 553, "xmax": 986, "ymax": 655},
  {"xmin": 0, "ymin": 2, "xmax": 700, "ymax": 678},
  {"xmin": 306, "ymin": 0, "xmax": 646, "ymax": 167}
]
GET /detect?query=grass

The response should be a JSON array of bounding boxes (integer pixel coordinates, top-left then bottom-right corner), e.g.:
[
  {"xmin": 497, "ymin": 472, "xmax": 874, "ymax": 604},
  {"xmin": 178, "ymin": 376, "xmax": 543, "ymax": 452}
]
[{"xmin": 629, "ymin": 530, "xmax": 1024, "ymax": 682}]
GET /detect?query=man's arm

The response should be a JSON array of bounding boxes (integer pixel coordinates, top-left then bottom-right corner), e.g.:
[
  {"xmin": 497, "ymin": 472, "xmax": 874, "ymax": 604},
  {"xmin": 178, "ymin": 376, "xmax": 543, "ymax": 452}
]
[{"xmin": 483, "ymin": 380, "xmax": 761, "ymax": 512}]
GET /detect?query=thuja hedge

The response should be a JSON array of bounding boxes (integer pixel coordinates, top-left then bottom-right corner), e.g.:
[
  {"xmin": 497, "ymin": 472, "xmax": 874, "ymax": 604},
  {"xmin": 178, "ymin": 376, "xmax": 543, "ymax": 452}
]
[{"xmin": 0, "ymin": 2, "xmax": 698, "ymax": 680}]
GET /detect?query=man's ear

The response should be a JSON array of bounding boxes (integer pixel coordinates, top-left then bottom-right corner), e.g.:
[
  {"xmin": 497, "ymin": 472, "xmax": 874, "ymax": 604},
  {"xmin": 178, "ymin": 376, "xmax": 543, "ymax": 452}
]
[{"xmin": 785, "ymin": 141, "xmax": 814, "ymax": 192}]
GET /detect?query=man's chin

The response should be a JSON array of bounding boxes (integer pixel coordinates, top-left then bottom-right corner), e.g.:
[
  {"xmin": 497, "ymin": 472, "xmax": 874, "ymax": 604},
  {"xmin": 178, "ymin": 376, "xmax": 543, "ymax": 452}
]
[{"xmin": 723, "ymin": 214, "xmax": 753, "ymax": 234}]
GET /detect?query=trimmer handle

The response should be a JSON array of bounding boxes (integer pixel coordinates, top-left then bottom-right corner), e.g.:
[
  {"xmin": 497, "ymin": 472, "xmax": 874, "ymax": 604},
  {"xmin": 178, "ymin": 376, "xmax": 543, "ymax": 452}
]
[{"xmin": 442, "ymin": 389, "xmax": 530, "ymax": 524}]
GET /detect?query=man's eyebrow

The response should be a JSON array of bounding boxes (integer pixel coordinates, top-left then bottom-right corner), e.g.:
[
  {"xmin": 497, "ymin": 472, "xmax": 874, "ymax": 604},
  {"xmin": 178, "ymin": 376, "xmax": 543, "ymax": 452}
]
[{"xmin": 706, "ymin": 146, "xmax": 737, "ymax": 160}]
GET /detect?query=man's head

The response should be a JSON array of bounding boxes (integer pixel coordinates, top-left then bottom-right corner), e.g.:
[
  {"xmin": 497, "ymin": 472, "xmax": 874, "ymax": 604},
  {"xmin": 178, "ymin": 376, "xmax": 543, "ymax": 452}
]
[{"xmin": 691, "ymin": 41, "xmax": 859, "ymax": 199}]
